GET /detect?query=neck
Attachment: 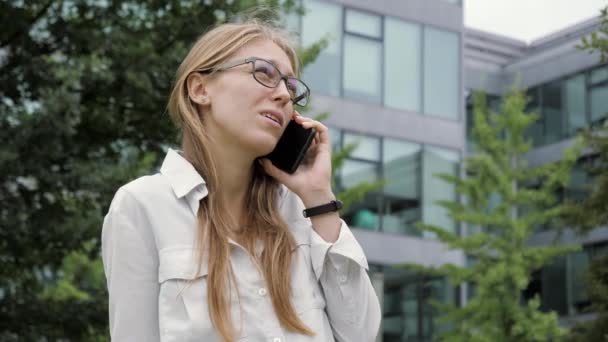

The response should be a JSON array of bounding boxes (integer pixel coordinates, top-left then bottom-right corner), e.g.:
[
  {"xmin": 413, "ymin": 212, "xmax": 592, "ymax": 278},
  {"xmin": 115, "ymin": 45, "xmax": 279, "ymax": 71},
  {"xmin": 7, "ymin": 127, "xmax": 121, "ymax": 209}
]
[{"xmin": 182, "ymin": 136, "xmax": 255, "ymax": 211}]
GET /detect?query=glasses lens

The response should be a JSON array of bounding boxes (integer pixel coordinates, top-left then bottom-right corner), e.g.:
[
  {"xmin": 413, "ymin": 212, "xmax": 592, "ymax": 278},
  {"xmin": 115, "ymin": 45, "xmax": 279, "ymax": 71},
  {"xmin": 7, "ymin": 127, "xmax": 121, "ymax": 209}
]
[
  {"xmin": 288, "ymin": 78, "xmax": 309, "ymax": 106},
  {"xmin": 253, "ymin": 60, "xmax": 280, "ymax": 87},
  {"xmin": 253, "ymin": 59, "xmax": 309, "ymax": 106}
]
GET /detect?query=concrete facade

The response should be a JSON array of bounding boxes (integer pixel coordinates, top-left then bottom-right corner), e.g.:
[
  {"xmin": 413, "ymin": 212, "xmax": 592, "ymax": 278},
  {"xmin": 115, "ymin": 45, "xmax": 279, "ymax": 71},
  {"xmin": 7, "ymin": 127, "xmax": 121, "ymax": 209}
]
[
  {"xmin": 300, "ymin": 0, "xmax": 605, "ymax": 337},
  {"xmin": 301, "ymin": 0, "xmax": 467, "ymax": 269}
]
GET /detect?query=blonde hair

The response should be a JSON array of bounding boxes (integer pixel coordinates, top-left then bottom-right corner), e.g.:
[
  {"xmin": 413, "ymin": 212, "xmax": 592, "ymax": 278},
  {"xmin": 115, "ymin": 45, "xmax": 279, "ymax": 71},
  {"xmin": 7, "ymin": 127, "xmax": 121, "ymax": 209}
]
[{"xmin": 166, "ymin": 21, "xmax": 313, "ymax": 341}]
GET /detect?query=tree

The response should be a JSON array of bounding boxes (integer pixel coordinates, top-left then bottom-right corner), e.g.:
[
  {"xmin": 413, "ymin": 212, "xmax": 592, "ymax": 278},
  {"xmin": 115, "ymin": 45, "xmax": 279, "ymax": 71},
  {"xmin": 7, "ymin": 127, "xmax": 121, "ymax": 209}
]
[
  {"xmin": 578, "ymin": 6, "xmax": 608, "ymax": 64},
  {"xmin": 565, "ymin": 4, "xmax": 608, "ymax": 230},
  {"xmin": 0, "ymin": 1, "xmax": 378, "ymax": 340},
  {"xmin": 563, "ymin": 5, "xmax": 608, "ymax": 341},
  {"xmin": 414, "ymin": 88, "xmax": 581, "ymax": 341},
  {"xmin": 566, "ymin": 255, "xmax": 608, "ymax": 342}
]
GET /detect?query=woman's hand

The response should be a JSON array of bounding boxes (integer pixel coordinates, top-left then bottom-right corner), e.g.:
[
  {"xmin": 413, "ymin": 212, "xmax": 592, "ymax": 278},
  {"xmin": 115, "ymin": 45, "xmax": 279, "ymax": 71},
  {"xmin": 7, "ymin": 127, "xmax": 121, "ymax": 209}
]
[{"xmin": 259, "ymin": 111, "xmax": 335, "ymax": 207}]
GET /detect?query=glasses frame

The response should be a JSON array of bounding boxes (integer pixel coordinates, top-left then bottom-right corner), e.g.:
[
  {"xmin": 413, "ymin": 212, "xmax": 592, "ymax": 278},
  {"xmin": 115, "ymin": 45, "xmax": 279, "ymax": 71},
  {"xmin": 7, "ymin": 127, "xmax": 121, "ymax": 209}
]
[{"xmin": 197, "ymin": 57, "xmax": 310, "ymax": 107}]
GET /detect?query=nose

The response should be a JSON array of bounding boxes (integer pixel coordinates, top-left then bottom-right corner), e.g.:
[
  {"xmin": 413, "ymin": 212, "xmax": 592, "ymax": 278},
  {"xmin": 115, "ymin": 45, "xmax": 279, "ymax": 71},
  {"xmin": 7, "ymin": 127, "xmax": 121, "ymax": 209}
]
[{"xmin": 272, "ymin": 78, "xmax": 292, "ymax": 106}]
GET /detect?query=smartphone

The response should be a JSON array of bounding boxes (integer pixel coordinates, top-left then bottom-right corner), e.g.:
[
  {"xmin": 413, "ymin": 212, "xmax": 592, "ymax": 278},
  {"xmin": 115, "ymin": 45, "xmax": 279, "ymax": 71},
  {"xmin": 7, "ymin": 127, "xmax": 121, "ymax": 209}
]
[{"xmin": 265, "ymin": 120, "xmax": 316, "ymax": 174}]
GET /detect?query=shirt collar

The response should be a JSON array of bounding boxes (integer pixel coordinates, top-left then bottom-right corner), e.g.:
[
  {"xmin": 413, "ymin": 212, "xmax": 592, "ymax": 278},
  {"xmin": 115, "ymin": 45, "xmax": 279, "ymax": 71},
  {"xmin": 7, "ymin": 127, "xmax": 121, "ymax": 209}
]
[{"xmin": 160, "ymin": 148, "xmax": 207, "ymax": 199}]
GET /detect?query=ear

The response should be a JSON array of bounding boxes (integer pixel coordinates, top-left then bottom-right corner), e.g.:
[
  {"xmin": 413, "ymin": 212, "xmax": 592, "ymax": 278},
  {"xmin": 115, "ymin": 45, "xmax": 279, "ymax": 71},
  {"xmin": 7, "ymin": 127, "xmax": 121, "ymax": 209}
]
[{"xmin": 186, "ymin": 73, "xmax": 211, "ymax": 105}]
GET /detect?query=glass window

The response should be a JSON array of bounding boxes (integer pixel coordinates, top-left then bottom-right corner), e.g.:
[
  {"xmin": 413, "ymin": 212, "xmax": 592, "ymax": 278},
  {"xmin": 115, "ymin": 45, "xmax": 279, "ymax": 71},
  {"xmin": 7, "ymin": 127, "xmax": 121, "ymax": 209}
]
[
  {"xmin": 341, "ymin": 160, "xmax": 379, "ymax": 189},
  {"xmin": 343, "ymin": 35, "xmax": 382, "ymax": 104},
  {"xmin": 343, "ymin": 133, "xmax": 380, "ymax": 161},
  {"xmin": 340, "ymin": 133, "xmax": 380, "ymax": 231},
  {"xmin": 329, "ymin": 127, "xmax": 341, "ymax": 152},
  {"xmin": 301, "ymin": 0, "xmax": 342, "ymax": 96},
  {"xmin": 590, "ymin": 65, "xmax": 608, "ymax": 84},
  {"xmin": 348, "ymin": 192, "xmax": 382, "ymax": 231},
  {"xmin": 541, "ymin": 81, "xmax": 566, "ymax": 144},
  {"xmin": 422, "ymin": 146, "xmax": 460, "ymax": 238},
  {"xmin": 564, "ymin": 162, "xmax": 591, "ymax": 202},
  {"xmin": 382, "ymin": 139, "xmax": 422, "ymax": 235},
  {"xmin": 381, "ymin": 267, "xmax": 456, "ymax": 341},
  {"xmin": 424, "ymin": 27, "xmax": 460, "ymax": 120},
  {"xmin": 568, "ymin": 250, "xmax": 590, "ymax": 314},
  {"xmin": 564, "ymin": 75, "xmax": 587, "ymax": 134},
  {"xmin": 384, "ymin": 18, "xmax": 421, "ymax": 112},
  {"xmin": 345, "ymin": 9, "xmax": 382, "ymax": 38},
  {"xmin": 341, "ymin": 160, "xmax": 382, "ymax": 231},
  {"xmin": 590, "ymin": 84, "xmax": 608, "ymax": 124},
  {"xmin": 525, "ymin": 87, "xmax": 544, "ymax": 146},
  {"xmin": 541, "ymin": 256, "xmax": 568, "ymax": 315}
]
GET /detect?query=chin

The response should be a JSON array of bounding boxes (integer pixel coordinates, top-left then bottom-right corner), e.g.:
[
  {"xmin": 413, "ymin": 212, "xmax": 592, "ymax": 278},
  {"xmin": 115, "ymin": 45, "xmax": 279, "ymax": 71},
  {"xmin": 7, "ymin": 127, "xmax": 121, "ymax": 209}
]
[{"xmin": 252, "ymin": 135, "xmax": 280, "ymax": 157}]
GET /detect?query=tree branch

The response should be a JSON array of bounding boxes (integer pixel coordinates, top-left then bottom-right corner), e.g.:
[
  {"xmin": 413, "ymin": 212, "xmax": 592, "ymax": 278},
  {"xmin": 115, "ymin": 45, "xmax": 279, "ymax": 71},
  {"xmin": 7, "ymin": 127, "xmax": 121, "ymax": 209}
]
[{"xmin": 0, "ymin": 0, "xmax": 56, "ymax": 48}]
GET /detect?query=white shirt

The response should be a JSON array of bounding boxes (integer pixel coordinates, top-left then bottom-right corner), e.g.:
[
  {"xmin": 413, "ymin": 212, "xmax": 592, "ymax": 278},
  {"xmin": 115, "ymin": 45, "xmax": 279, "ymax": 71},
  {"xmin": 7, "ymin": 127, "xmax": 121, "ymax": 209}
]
[{"xmin": 101, "ymin": 149, "xmax": 381, "ymax": 341}]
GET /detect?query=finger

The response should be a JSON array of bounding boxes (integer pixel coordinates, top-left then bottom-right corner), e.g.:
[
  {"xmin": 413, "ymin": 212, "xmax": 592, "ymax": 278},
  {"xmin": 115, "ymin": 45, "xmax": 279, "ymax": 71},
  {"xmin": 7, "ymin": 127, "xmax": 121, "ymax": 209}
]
[
  {"xmin": 294, "ymin": 114, "xmax": 309, "ymax": 124},
  {"xmin": 298, "ymin": 120, "xmax": 329, "ymax": 144}
]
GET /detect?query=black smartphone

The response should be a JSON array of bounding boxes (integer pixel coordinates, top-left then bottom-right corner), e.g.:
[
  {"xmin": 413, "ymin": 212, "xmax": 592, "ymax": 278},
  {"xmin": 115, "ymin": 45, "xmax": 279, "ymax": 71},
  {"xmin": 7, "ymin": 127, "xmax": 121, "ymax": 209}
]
[{"xmin": 265, "ymin": 120, "xmax": 316, "ymax": 174}]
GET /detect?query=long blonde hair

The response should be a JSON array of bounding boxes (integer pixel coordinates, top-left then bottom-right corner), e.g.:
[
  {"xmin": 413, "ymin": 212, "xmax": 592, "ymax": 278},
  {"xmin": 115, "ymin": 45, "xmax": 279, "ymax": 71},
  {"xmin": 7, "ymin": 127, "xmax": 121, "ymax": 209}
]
[{"xmin": 166, "ymin": 21, "xmax": 313, "ymax": 341}]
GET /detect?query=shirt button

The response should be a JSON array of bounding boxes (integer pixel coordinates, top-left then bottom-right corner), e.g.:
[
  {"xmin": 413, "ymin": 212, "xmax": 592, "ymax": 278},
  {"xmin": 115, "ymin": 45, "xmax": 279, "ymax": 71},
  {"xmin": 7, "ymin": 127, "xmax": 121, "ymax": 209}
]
[
  {"xmin": 258, "ymin": 288, "xmax": 267, "ymax": 296},
  {"xmin": 339, "ymin": 275, "xmax": 347, "ymax": 283}
]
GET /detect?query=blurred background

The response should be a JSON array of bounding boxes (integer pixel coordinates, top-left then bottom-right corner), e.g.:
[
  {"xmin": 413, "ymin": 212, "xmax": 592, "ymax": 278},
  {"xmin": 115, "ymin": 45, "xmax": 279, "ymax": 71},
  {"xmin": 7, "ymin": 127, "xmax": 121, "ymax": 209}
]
[{"xmin": 1, "ymin": 0, "xmax": 607, "ymax": 341}]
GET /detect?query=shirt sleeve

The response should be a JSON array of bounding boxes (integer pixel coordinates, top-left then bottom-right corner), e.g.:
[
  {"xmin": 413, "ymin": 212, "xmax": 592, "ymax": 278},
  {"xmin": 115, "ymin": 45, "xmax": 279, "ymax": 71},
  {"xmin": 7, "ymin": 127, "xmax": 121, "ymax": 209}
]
[
  {"xmin": 101, "ymin": 188, "xmax": 160, "ymax": 341},
  {"xmin": 310, "ymin": 223, "xmax": 382, "ymax": 342},
  {"xmin": 279, "ymin": 186, "xmax": 381, "ymax": 342}
]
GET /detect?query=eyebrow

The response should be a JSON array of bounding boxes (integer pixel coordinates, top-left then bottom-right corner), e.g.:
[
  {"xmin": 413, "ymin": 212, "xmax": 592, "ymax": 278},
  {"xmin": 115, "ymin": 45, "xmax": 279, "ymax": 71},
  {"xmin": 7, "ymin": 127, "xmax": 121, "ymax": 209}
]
[{"xmin": 266, "ymin": 58, "xmax": 295, "ymax": 77}]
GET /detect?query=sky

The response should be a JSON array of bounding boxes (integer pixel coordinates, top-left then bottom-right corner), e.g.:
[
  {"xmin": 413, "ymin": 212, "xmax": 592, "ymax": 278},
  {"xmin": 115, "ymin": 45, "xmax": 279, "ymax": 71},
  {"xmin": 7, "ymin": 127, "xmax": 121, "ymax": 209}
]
[{"xmin": 465, "ymin": 0, "xmax": 607, "ymax": 43}]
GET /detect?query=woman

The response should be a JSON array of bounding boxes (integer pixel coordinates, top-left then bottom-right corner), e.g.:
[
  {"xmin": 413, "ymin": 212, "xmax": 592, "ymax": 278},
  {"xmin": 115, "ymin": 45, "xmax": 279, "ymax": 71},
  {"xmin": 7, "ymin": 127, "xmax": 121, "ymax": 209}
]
[{"xmin": 101, "ymin": 20, "xmax": 381, "ymax": 342}]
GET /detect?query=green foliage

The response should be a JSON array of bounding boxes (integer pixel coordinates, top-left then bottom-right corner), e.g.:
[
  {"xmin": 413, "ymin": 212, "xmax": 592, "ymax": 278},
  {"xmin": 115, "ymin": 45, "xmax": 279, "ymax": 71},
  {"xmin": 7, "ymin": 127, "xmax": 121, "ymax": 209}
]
[
  {"xmin": 577, "ymin": 6, "xmax": 608, "ymax": 63},
  {"xmin": 413, "ymin": 88, "xmax": 582, "ymax": 341},
  {"xmin": 0, "ymin": 0, "xmax": 315, "ymax": 340},
  {"xmin": 0, "ymin": 1, "xmax": 378, "ymax": 339},
  {"xmin": 330, "ymin": 137, "xmax": 385, "ymax": 211},
  {"xmin": 562, "ymin": 120, "xmax": 608, "ymax": 232},
  {"xmin": 39, "ymin": 242, "xmax": 105, "ymax": 303},
  {"xmin": 298, "ymin": 35, "xmax": 329, "ymax": 67},
  {"xmin": 564, "ymin": 6, "xmax": 608, "ymax": 341},
  {"xmin": 567, "ymin": 254, "xmax": 608, "ymax": 342},
  {"xmin": 311, "ymin": 110, "xmax": 385, "ymax": 212}
]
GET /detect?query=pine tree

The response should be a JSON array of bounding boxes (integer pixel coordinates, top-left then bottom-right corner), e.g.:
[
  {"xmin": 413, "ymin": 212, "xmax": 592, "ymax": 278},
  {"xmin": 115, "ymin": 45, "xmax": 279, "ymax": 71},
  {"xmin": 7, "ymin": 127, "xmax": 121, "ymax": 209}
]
[
  {"xmin": 578, "ymin": 6, "xmax": 608, "ymax": 64},
  {"xmin": 563, "ymin": 5, "xmax": 608, "ymax": 341},
  {"xmin": 415, "ymin": 88, "xmax": 581, "ymax": 341}
]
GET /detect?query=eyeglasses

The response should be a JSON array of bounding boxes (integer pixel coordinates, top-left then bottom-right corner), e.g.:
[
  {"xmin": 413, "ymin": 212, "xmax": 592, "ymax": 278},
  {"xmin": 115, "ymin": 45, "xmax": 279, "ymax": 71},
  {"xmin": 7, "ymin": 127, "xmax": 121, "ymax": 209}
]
[{"xmin": 197, "ymin": 57, "xmax": 310, "ymax": 107}]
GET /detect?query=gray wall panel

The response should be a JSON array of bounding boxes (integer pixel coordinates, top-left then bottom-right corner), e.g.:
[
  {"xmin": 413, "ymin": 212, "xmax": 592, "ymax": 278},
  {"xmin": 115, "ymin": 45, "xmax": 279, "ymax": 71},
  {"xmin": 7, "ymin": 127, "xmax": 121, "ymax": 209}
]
[
  {"xmin": 328, "ymin": 0, "xmax": 462, "ymax": 32},
  {"xmin": 352, "ymin": 228, "xmax": 466, "ymax": 266},
  {"xmin": 528, "ymin": 227, "xmax": 608, "ymax": 247},
  {"xmin": 464, "ymin": 67, "xmax": 505, "ymax": 94},
  {"xmin": 505, "ymin": 41, "xmax": 600, "ymax": 89},
  {"xmin": 311, "ymin": 94, "xmax": 465, "ymax": 150},
  {"xmin": 524, "ymin": 138, "xmax": 578, "ymax": 167}
]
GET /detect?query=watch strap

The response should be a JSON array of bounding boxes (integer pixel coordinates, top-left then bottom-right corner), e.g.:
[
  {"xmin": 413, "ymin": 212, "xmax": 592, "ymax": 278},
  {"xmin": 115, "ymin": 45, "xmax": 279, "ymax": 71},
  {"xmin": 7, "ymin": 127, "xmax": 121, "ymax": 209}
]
[{"xmin": 302, "ymin": 200, "xmax": 343, "ymax": 218}]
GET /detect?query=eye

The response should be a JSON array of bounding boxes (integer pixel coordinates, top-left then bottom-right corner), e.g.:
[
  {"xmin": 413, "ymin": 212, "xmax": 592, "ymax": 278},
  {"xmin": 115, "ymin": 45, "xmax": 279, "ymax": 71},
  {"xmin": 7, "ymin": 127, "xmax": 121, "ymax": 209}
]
[{"xmin": 254, "ymin": 62, "xmax": 277, "ymax": 79}]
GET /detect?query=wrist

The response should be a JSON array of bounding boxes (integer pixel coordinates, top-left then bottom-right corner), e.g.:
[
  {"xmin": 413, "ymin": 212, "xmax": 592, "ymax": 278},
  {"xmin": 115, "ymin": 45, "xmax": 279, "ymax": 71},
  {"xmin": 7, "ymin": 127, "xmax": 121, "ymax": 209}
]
[{"xmin": 300, "ymin": 189, "xmax": 335, "ymax": 208}]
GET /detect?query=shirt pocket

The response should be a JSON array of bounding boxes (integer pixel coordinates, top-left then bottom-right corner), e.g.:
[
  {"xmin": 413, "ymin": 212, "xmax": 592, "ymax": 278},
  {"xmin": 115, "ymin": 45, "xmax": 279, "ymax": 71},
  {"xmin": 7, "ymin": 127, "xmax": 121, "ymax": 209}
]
[{"xmin": 158, "ymin": 247, "xmax": 242, "ymax": 341}]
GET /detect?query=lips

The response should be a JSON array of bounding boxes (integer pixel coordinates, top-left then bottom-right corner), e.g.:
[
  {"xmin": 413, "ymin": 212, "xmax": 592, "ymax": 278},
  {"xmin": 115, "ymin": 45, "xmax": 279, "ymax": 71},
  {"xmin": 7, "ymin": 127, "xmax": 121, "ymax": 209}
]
[{"xmin": 260, "ymin": 110, "xmax": 284, "ymax": 127}]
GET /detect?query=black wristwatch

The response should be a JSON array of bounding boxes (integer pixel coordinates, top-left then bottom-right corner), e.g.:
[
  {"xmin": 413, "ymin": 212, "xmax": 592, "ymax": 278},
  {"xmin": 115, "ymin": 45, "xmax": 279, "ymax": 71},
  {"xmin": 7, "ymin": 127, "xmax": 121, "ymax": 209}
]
[{"xmin": 302, "ymin": 200, "xmax": 343, "ymax": 218}]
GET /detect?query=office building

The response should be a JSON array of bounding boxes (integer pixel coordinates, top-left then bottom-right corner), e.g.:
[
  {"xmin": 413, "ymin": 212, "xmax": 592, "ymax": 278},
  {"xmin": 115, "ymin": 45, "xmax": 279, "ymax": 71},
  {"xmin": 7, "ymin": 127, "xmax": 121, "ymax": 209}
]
[{"xmin": 294, "ymin": 0, "xmax": 606, "ymax": 340}]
